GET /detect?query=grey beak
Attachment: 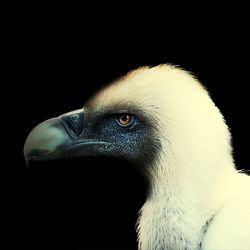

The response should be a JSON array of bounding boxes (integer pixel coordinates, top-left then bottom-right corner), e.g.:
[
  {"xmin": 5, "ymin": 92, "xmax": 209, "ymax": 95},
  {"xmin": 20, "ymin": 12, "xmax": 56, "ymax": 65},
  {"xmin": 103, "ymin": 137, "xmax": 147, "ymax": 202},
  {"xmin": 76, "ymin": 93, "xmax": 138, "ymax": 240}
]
[{"xmin": 24, "ymin": 109, "xmax": 85, "ymax": 166}]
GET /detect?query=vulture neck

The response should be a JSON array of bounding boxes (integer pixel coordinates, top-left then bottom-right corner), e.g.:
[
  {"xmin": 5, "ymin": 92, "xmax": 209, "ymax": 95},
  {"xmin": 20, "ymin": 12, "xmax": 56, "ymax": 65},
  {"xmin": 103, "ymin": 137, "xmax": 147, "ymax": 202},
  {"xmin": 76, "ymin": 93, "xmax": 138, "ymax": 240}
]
[{"xmin": 138, "ymin": 152, "xmax": 236, "ymax": 250}]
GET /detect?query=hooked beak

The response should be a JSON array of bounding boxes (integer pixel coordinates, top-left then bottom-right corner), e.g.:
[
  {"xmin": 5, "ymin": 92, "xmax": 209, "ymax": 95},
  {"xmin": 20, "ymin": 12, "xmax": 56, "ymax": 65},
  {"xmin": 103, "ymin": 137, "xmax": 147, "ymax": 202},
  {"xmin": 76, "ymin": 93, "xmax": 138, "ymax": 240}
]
[{"xmin": 24, "ymin": 109, "xmax": 109, "ymax": 166}]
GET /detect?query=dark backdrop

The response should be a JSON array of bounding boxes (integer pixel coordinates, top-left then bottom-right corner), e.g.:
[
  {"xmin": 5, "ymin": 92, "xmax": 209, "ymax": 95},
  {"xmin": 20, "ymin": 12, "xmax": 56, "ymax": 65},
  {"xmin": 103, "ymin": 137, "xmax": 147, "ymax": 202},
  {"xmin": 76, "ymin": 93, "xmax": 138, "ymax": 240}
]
[{"xmin": 2, "ymin": 7, "xmax": 250, "ymax": 250}]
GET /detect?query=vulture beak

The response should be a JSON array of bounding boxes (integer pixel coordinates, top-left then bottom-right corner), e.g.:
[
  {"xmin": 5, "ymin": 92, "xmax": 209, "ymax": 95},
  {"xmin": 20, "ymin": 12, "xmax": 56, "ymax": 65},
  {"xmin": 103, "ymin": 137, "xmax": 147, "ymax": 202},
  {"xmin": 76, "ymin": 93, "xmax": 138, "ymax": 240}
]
[{"xmin": 23, "ymin": 109, "xmax": 108, "ymax": 166}]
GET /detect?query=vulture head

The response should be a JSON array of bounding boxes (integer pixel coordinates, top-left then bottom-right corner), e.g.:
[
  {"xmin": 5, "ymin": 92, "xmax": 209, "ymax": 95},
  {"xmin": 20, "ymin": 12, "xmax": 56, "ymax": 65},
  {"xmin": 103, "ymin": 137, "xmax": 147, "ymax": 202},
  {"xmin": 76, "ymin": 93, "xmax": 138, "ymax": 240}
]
[{"xmin": 24, "ymin": 65, "xmax": 250, "ymax": 249}]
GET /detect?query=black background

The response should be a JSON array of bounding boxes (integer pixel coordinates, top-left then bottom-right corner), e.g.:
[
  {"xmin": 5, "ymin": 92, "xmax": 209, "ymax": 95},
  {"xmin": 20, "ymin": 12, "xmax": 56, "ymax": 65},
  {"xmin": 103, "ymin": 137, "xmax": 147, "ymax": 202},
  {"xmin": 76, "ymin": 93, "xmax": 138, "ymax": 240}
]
[{"xmin": 2, "ymin": 5, "xmax": 250, "ymax": 250}]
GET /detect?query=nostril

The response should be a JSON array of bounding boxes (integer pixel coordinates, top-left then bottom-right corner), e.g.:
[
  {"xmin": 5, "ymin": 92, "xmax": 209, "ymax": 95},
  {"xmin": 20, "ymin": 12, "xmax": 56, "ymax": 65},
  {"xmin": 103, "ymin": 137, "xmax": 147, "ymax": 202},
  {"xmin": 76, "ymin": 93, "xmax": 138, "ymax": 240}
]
[
  {"xmin": 59, "ymin": 111, "xmax": 84, "ymax": 137},
  {"xmin": 65, "ymin": 115, "xmax": 80, "ymax": 134}
]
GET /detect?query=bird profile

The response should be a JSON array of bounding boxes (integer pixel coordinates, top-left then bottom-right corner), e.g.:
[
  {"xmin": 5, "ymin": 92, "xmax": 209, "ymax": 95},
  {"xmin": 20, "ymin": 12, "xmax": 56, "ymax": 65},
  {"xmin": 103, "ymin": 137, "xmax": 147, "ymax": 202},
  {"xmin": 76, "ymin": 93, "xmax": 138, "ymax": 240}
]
[{"xmin": 24, "ymin": 64, "xmax": 250, "ymax": 249}]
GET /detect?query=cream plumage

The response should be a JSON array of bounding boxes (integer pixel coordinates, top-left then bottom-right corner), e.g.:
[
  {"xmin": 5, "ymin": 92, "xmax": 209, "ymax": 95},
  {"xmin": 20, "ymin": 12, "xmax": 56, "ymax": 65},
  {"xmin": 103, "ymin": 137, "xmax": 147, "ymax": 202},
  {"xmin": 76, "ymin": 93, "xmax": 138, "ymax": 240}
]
[{"xmin": 24, "ymin": 65, "xmax": 250, "ymax": 249}]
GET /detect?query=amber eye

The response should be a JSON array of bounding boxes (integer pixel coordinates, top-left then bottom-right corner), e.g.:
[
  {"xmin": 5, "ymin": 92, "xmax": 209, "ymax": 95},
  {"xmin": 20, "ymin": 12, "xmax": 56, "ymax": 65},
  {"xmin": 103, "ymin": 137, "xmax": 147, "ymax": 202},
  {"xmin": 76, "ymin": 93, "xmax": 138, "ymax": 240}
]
[{"xmin": 117, "ymin": 114, "xmax": 133, "ymax": 127}]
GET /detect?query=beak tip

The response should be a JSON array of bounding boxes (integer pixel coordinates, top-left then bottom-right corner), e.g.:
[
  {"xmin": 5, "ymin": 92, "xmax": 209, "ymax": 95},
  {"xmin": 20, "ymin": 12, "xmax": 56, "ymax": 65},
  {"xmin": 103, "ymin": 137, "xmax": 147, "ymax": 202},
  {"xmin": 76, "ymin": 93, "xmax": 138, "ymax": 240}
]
[
  {"xmin": 24, "ymin": 155, "xmax": 30, "ymax": 167},
  {"xmin": 23, "ymin": 140, "xmax": 30, "ymax": 167},
  {"xmin": 23, "ymin": 149, "xmax": 30, "ymax": 168}
]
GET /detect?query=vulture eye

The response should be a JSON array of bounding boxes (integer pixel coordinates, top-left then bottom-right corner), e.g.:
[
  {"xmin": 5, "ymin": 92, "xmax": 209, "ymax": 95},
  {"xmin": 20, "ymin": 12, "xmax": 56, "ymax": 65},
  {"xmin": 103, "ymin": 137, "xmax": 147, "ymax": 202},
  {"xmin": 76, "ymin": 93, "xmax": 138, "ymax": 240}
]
[{"xmin": 116, "ymin": 114, "xmax": 134, "ymax": 127}]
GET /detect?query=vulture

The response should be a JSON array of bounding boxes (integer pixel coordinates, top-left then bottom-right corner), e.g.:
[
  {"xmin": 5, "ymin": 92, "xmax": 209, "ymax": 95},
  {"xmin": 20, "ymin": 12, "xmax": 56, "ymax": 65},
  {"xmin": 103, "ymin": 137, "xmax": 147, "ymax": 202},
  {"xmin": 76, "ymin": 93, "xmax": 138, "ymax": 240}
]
[{"xmin": 24, "ymin": 65, "xmax": 250, "ymax": 249}]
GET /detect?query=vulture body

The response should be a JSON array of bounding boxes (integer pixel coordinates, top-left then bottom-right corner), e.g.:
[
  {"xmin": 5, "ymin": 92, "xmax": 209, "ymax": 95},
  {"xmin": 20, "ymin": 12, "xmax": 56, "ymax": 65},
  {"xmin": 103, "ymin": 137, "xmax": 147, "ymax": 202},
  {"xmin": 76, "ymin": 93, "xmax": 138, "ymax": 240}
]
[{"xmin": 24, "ymin": 65, "xmax": 250, "ymax": 249}]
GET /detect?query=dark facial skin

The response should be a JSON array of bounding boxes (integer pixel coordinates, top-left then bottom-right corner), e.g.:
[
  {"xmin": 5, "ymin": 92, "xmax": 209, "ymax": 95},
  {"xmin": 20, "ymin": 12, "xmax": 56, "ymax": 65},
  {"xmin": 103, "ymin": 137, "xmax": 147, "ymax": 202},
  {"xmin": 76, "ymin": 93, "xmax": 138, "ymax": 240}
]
[
  {"xmin": 80, "ymin": 107, "xmax": 161, "ymax": 171},
  {"xmin": 24, "ymin": 105, "xmax": 161, "ymax": 178}
]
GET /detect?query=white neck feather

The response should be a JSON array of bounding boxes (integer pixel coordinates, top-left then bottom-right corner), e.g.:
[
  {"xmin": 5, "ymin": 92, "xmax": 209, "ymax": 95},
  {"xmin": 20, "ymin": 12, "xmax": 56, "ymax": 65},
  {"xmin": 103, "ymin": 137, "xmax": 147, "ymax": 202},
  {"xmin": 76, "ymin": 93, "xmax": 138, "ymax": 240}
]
[{"xmin": 137, "ymin": 147, "xmax": 236, "ymax": 250}]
